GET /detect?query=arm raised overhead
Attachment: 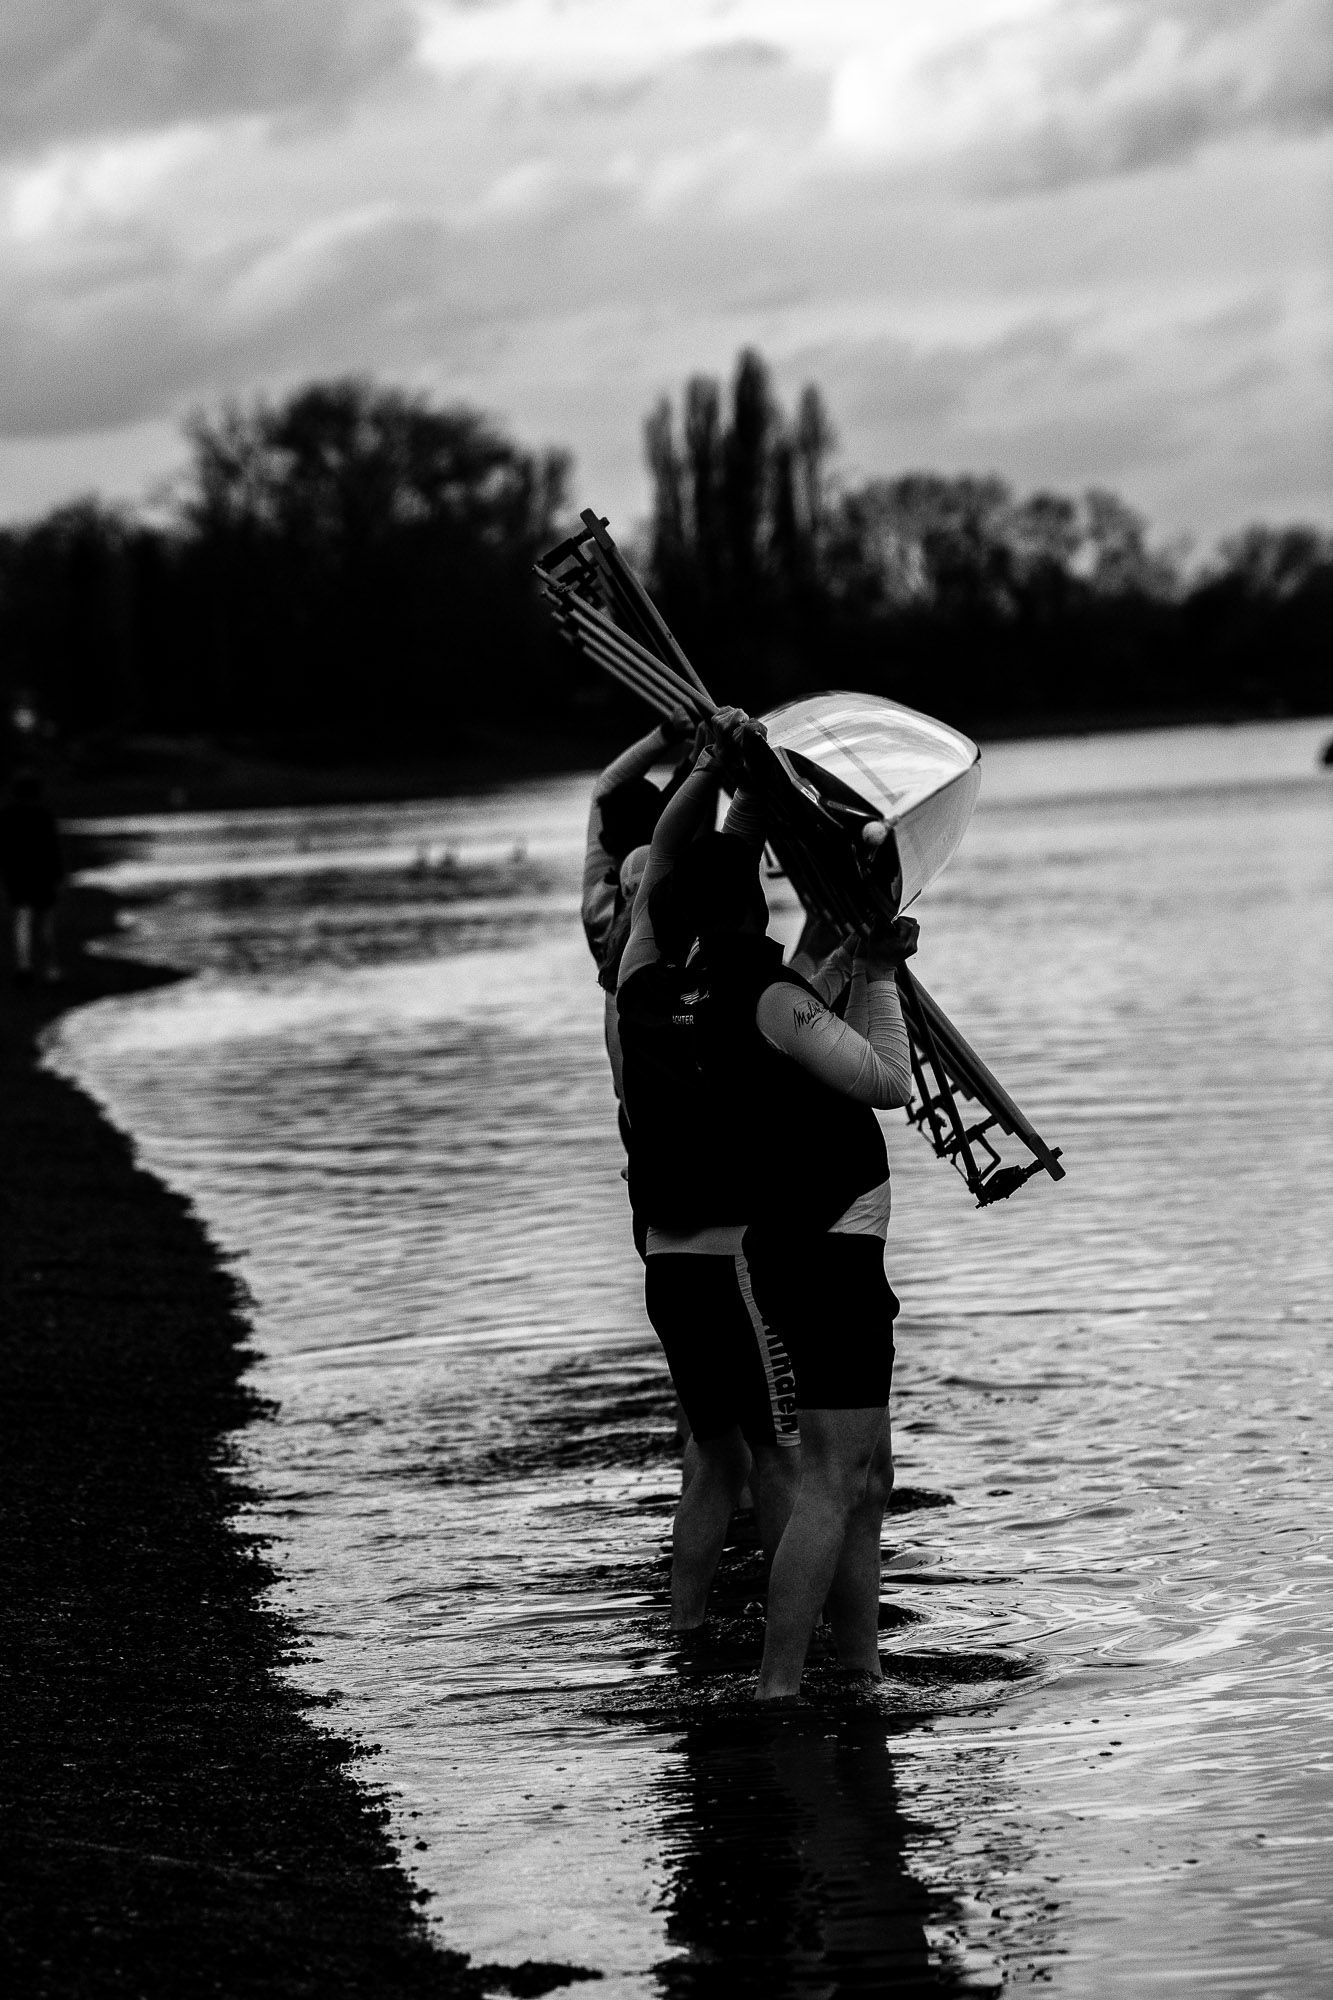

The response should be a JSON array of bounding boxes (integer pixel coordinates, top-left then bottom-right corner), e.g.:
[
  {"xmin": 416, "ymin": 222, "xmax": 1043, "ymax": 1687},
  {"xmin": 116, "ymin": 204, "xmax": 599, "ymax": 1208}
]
[{"xmin": 617, "ymin": 708, "xmax": 763, "ymax": 985}]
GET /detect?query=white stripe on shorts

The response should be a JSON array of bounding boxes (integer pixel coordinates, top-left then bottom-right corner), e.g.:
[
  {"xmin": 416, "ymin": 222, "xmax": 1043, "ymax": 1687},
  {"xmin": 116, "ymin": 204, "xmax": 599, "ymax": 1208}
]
[{"xmin": 733, "ymin": 1251, "xmax": 801, "ymax": 1447}]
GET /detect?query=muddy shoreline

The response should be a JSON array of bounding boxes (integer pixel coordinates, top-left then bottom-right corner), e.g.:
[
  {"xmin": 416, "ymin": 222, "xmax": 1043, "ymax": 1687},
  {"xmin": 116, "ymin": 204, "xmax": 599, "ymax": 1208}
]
[{"xmin": 0, "ymin": 889, "xmax": 599, "ymax": 1997}]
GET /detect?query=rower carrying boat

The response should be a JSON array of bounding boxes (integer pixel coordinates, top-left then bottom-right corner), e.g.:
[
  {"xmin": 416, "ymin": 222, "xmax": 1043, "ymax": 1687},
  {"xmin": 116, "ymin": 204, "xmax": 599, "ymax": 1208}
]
[{"xmin": 536, "ymin": 512, "xmax": 1065, "ymax": 1207}]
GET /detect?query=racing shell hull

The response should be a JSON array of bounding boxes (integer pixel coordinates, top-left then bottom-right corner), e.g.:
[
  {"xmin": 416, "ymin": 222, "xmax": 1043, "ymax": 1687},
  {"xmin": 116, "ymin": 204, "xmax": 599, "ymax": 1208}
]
[{"xmin": 756, "ymin": 692, "xmax": 982, "ymax": 920}]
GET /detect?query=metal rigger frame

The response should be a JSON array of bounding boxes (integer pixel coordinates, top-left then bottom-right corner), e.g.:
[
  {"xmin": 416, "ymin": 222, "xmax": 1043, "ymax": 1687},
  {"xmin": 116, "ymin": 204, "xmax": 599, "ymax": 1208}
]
[{"xmin": 536, "ymin": 511, "xmax": 1065, "ymax": 1207}]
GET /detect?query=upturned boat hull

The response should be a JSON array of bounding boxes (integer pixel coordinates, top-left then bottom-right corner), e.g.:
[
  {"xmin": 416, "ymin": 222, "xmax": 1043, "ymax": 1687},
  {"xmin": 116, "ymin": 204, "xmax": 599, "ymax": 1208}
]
[{"xmin": 758, "ymin": 692, "xmax": 982, "ymax": 919}]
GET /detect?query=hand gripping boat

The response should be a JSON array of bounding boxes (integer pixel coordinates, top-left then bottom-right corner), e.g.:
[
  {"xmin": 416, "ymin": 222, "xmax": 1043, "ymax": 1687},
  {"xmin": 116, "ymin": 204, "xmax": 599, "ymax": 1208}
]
[{"xmin": 537, "ymin": 511, "xmax": 1064, "ymax": 1205}]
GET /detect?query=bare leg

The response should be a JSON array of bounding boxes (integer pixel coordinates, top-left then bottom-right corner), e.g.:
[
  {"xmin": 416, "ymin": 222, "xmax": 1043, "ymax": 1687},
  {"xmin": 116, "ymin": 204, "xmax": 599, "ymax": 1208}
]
[
  {"xmin": 680, "ymin": 1428, "xmax": 755, "ymax": 1511},
  {"xmin": 824, "ymin": 1412, "xmax": 893, "ymax": 1676},
  {"xmin": 754, "ymin": 1405, "xmax": 887, "ymax": 1701},
  {"xmin": 747, "ymin": 1441, "xmax": 802, "ymax": 1564},
  {"xmin": 676, "ymin": 1398, "xmax": 745, "ymax": 1503},
  {"xmin": 671, "ymin": 1427, "xmax": 749, "ymax": 1630}
]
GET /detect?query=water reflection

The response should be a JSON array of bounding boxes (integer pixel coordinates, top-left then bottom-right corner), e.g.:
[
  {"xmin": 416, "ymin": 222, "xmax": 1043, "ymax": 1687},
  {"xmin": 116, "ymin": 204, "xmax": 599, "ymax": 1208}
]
[
  {"xmin": 586, "ymin": 1526, "xmax": 1038, "ymax": 1997},
  {"xmin": 620, "ymin": 1609, "xmax": 1058, "ymax": 1998},
  {"xmin": 654, "ymin": 1710, "xmax": 960, "ymax": 1998}
]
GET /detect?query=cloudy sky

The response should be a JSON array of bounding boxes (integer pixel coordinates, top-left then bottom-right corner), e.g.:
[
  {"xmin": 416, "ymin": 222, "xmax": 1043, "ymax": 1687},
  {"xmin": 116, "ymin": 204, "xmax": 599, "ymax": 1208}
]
[{"xmin": 2, "ymin": 0, "xmax": 1330, "ymax": 542}]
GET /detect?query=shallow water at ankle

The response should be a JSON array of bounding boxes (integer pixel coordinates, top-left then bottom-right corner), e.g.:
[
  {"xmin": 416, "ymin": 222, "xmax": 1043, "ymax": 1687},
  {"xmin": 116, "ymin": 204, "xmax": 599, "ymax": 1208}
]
[{"xmin": 52, "ymin": 719, "xmax": 1333, "ymax": 1995}]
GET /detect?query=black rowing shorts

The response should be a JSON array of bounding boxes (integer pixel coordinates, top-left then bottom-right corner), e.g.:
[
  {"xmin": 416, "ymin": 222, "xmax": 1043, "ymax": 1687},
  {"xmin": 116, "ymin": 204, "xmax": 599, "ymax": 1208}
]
[
  {"xmin": 643, "ymin": 1252, "xmax": 800, "ymax": 1451},
  {"xmin": 742, "ymin": 1230, "xmax": 899, "ymax": 1410}
]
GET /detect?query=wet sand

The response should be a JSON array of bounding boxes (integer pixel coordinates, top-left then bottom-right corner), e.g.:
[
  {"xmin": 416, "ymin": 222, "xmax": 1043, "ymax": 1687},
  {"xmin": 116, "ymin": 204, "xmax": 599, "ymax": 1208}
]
[{"xmin": 0, "ymin": 888, "xmax": 600, "ymax": 1998}]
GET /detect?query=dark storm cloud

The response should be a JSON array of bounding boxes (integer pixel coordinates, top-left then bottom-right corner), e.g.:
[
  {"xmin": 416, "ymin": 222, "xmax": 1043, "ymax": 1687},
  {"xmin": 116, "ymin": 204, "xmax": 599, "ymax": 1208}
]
[
  {"xmin": 0, "ymin": 0, "xmax": 417, "ymax": 158},
  {"xmin": 0, "ymin": 207, "xmax": 455, "ymax": 435},
  {"xmin": 816, "ymin": 318, "xmax": 1087, "ymax": 445},
  {"xmin": 689, "ymin": 40, "xmax": 787, "ymax": 73},
  {"xmin": 967, "ymin": 395, "xmax": 1193, "ymax": 483},
  {"xmin": 969, "ymin": 0, "xmax": 1333, "ymax": 194},
  {"xmin": 0, "ymin": 0, "xmax": 1325, "ymax": 536},
  {"xmin": 1185, "ymin": 291, "xmax": 1285, "ymax": 344},
  {"xmin": 540, "ymin": 77, "xmax": 658, "ymax": 116}
]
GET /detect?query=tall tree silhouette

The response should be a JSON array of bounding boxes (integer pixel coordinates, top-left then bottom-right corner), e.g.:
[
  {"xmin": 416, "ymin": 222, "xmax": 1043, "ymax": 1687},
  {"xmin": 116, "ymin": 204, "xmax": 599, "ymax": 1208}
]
[
  {"xmin": 683, "ymin": 376, "xmax": 724, "ymax": 605},
  {"xmin": 644, "ymin": 350, "xmax": 834, "ymax": 703},
  {"xmin": 721, "ymin": 349, "xmax": 774, "ymax": 591},
  {"xmin": 793, "ymin": 385, "xmax": 835, "ymax": 548},
  {"xmin": 179, "ymin": 379, "xmax": 569, "ymax": 755},
  {"xmin": 1, "ymin": 361, "xmax": 1329, "ymax": 788},
  {"xmin": 644, "ymin": 396, "xmax": 687, "ymax": 592},
  {"xmin": 640, "ymin": 346, "xmax": 1331, "ymax": 730}
]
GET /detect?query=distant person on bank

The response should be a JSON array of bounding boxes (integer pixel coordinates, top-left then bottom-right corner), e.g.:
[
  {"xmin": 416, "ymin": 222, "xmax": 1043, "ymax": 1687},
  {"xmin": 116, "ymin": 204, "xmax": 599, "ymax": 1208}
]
[{"xmin": 0, "ymin": 771, "xmax": 64, "ymax": 985}]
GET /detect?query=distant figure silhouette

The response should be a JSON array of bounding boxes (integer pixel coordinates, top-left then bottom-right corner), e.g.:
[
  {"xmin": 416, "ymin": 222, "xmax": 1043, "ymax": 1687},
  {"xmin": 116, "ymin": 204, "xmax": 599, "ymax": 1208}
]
[{"xmin": 0, "ymin": 772, "xmax": 64, "ymax": 984}]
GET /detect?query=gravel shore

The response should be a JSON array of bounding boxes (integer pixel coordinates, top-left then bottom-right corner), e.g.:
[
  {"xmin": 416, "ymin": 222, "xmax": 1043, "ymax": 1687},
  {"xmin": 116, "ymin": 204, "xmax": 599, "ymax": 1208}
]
[{"xmin": 0, "ymin": 888, "xmax": 598, "ymax": 1999}]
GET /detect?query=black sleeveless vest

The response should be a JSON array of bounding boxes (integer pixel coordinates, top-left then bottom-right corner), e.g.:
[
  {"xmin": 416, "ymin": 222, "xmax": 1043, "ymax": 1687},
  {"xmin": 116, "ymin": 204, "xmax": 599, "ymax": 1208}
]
[
  {"xmin": 691, "ymin": 933, "xmax": 889, "ymax": 1236},
  {"xmin": 617, "ymin": 960, "xmax": 749, "ymax": 1231}
]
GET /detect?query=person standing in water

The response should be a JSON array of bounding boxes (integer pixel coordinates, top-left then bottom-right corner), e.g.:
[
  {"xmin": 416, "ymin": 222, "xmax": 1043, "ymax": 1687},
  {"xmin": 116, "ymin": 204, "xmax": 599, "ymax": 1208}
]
[
  {"xmin": 0, "ymin": 771, "xmax": 64, "ymax": 986},
  {"xmin": 616, "ymin": 710, "xmax": 802, "ymax": 1626},
  {"xmin": 671, "ymin": 725, "xmax": 918, "ymax": 1699},
  {"xmin": 739, "ymin": 917, "xmax": 918, "ymax": 1702}
]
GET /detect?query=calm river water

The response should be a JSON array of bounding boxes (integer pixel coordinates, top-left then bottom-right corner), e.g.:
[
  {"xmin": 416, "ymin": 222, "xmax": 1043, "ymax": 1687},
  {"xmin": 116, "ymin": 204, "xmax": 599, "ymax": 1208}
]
[{"xmin": 52, "ymin": 719, "xmax": 1333, "ymax": 1997}]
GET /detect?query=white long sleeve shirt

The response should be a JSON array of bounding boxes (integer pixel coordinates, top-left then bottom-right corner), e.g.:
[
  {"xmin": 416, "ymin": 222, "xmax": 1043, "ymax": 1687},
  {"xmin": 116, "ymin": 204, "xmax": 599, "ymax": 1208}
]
[{"xmin": 759, "ymin": 949, "xmax": 913, "ymax": 1239}]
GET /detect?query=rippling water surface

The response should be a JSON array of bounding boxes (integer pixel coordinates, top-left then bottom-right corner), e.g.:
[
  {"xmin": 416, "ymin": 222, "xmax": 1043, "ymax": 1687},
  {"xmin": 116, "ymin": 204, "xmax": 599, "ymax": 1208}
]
[{"xmin": 52, "ymin": 720, "xmax": 1333, "ymax": 1996}]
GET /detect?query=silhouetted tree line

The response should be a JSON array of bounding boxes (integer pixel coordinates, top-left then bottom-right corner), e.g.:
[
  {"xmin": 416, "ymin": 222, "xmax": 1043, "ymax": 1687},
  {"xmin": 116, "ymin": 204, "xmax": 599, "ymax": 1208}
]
[
  {"xmin": 1, "ymin": 362, "xmax": 1328, "ymax": 784},
  {"xmin": 0, "ymin": 380, "xmax": 572, "ymax": 772},
  {"xmin": 644, "ymin": 350, "xmax": 1332, "ymax": 728}
]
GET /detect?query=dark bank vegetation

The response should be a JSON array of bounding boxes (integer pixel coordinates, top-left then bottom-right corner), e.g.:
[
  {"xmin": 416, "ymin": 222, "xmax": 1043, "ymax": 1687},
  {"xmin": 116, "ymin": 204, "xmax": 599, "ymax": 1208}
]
[
  {"xmin": 0, "ymin": 898, "xmax": 600, "ymax": 1998},
  {"xmin": 0, "ymin": 381, "xmax": 574, "ymax": 795},
  {"xmin": 0, "ymin": 361, "xmax": 1329, "ymax": 801}
]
